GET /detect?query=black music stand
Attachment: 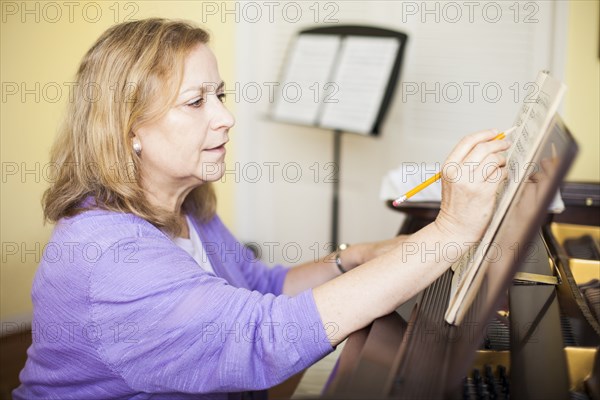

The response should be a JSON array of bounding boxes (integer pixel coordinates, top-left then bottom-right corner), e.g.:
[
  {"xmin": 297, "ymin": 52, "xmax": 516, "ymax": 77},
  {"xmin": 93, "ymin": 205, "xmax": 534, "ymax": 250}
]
[{"xmin": 271, "ymin": 26, "xmax": 408, "ymax": 250}]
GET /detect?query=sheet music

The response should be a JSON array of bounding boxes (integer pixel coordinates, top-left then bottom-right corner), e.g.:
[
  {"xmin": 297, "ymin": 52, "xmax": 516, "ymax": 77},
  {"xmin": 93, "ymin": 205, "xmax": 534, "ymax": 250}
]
[
  {"xmin": 271, "ymin": 34, "xmax": 341, "ymax": 125},
  {"xmin": 318, "ymin": 36, "xmax": 400, "ymax": 134},
  {"xmin": 446, "ymin": 72, "xmax": 566, "ymax": 325},
  {"xmin": 487, "ymin": 73, "xmax": 564, "ymax": 238},
  {"xmin": 510, "ymin": 72, "xmax": 550, "ymax": 136}
]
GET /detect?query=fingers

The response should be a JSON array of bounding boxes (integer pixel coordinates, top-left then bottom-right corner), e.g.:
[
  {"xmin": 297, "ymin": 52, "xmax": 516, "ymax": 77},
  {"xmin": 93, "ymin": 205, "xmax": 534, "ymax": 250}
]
[
  {"xmin": 463, "ymin": 138, "xmax": 511, "ymax": 165},
  {"xmin": 540, "ymin": 157, "xmax": 557, "ymax": 175},
  {"xmin": 442, "ymin": 130, "xmax": 510, "ymax": 183},
  {"xmin": 479, "ymin": 152, "xmax": 508, "ymax": 182},
  {"xmin": 445, "ymin": 129, "xmax": 500, "ymax": 164},
  {"xmin": 436, "ymin": 129, "xmax": 513, "ymax": 243}
]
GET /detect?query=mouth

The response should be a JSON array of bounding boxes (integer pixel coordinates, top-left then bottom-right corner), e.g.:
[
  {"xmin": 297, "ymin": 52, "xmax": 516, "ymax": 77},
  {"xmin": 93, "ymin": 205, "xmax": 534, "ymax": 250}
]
[{"xmin": 206, "ymin": 140, "xmax": 228, "ymax": 153}]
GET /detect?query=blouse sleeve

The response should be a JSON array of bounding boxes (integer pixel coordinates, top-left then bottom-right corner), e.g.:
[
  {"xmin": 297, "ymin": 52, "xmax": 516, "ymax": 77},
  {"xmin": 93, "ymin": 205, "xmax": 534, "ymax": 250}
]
[
  {"xmin": 89, "ymin": 231, "xmax": 334, "ymax": 394},
  {"xmin": 205, "ymin": 215, "xmax": 290, "ymax": 296}
]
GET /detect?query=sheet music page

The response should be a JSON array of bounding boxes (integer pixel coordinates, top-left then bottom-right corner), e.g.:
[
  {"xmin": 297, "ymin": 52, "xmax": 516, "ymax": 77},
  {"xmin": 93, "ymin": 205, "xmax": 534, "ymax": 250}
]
[
  {"xmin": 445, "ymin": 72, "xmax": 566, "ymax": 325},
  {"xmin": 505, "ymin": 71, "xmax": 550, "ymax": 165},
  {"xmin": 318, "ymin": 36, "xmax": 400, "ymax": 134},
  {"xmin": 271, "ymin": 34, "xmax": 341, "ymax": 125}
]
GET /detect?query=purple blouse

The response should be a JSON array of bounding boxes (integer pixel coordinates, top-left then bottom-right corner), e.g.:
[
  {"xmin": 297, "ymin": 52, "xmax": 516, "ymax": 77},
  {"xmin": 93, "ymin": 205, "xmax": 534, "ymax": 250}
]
[{"xmin": 13, "ymin": 207, "xmax": 333, "ymax": 399}]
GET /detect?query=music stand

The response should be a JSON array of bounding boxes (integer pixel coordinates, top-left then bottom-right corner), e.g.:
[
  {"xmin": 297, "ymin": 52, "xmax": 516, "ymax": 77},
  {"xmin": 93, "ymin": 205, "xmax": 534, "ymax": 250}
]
[{"xmin": 270, "ymin": 26, "xmax": 408, "ymax": 249}]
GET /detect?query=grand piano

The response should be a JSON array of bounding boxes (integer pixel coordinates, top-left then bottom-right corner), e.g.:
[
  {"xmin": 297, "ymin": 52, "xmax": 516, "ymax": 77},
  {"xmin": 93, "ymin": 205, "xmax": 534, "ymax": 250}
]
[{"xmin": 322, "ymin": 117, "xmax": 600, "ymax": 399}]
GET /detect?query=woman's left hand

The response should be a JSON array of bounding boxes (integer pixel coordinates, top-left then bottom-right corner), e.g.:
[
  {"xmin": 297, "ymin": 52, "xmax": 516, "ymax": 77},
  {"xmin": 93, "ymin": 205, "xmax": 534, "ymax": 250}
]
[
  {"xmin": 283, "ymin": 235, "xmax": 408, "ymax": 296},
  {"xmin": 340, "ymin": 235, "xmax": 410, "ymax": 271}
]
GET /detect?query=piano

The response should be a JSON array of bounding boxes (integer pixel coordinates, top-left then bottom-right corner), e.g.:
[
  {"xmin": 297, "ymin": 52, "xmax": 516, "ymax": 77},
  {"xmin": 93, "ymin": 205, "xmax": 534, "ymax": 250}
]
[{"xmin": 322, "ymin": 118, "xmax": 600, "ymax": 399}]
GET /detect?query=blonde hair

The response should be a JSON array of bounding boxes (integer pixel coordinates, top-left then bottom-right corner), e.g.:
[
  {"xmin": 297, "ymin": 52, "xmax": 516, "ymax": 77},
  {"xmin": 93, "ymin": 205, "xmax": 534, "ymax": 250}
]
[{"xmin": 43, "ymin": 18, "xmax": 216, "ymax": 235}]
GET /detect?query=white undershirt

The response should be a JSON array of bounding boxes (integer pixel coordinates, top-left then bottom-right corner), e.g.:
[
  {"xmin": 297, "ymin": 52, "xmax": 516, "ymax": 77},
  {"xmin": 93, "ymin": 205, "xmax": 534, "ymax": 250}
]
[{"xmin": 172, "ymin": 216, "xmax": 216, "ymax": 275}]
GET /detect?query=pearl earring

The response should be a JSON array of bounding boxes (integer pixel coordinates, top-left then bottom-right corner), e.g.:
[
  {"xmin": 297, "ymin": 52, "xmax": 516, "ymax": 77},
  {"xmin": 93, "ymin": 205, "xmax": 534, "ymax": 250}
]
[{"xmin": 132, "ymin": 138, "xmax": 142, "ymax": 156}]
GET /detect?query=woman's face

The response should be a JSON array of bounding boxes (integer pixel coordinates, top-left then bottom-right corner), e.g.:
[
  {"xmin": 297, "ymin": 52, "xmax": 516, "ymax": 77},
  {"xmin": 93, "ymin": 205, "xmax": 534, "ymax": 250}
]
[{"xmin": 134, "ymin": 43, "xmax": 235, "ymax": 192}]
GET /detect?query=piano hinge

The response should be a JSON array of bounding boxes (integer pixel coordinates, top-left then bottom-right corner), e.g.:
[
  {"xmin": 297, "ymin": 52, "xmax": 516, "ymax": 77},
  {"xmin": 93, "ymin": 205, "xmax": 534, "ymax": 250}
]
[
  {"xmin": 513, "ymin": 271, "xmax": 559, "ymax": 285},
  {"xmin": 513, "ymin": 233, "xmax": 563, "ymax": 285}
]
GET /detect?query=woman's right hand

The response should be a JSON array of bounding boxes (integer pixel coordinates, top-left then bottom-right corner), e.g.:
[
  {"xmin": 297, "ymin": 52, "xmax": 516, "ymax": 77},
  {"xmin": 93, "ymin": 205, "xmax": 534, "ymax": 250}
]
[
  {"xmin": 314, "ymin": 129, "xmax": 512, "ymax": 346},
  {"xmin": 435, "ymin": 129, "xmax": 511, "ymax": 243}
]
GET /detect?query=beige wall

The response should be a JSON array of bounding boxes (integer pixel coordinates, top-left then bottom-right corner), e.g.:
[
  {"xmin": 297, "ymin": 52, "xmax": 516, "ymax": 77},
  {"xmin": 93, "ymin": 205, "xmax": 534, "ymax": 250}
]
[
  {"xmin": 1, "ymin": 1, "xmax": 236, "ymax": 322},
  {"xmin": 564, "ymin": 0, "xmax": 600, "ymax": 181}
]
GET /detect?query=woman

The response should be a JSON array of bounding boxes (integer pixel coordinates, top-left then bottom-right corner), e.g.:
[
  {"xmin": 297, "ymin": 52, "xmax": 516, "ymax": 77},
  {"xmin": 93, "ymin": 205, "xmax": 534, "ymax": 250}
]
[{"xmin": 14, "ymin": 18, "xmax": 510, "ymax": 399}]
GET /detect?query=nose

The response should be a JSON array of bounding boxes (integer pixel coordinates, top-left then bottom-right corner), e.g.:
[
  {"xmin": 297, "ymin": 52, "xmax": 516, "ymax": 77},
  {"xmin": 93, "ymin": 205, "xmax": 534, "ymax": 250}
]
[{"xmin": 209, "ymin": 95, "xmax": 235, "ymax": 131}]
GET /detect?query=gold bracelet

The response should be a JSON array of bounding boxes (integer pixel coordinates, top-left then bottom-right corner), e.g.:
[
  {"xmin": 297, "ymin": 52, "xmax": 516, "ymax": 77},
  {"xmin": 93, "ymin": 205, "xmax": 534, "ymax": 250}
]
[{"xmin": 334, "ymin": 243, "xmax": 350, "ymax": 274}]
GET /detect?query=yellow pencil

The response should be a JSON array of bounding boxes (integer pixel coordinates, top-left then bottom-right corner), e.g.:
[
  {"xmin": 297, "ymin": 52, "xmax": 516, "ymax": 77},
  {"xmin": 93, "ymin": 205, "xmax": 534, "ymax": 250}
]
[{"xmin": 392, "ymin": 130, "xmax": 510, "ymax": 207}]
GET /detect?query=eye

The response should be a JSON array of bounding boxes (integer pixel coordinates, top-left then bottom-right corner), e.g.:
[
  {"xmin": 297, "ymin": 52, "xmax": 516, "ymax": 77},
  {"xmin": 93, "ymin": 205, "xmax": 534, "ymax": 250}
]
[
  {"xmin": 188, "ymin": 97, "xmax": 205, "ymax": 108},
  {"xmin": 217, "ymin": 93, "xmax": 226, "ymax": 103}
]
